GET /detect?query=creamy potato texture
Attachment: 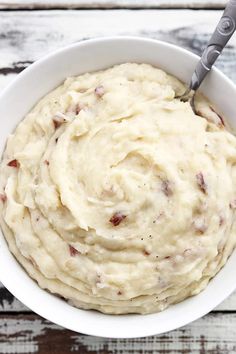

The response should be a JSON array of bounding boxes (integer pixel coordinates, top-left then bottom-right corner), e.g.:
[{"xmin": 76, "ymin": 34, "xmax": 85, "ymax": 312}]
[{"xmin": 1, "ymin": 63, "xmax": 236, "ymax": 314}]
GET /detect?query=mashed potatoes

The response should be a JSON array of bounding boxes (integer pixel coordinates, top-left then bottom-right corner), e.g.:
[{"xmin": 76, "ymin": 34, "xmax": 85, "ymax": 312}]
[{"xmin": 1, "ymin": 63, "xmax": 236, "ymax": 314}]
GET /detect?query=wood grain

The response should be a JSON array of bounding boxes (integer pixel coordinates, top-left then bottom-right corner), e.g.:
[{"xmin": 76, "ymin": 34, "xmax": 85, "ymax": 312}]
[
  {"xmin": 0, "ymin": 9, "xmax": 236, "ymax": 82},
  {"xmin": 0, "ymin": 284, "xmax": 29, "ymax": 312},
  {"xmin": 0, "ymin": 0, "xmax": 228, "ymax": 10},
  {"xmin": 0, "ymin": 313, "xmax": 236, "ymax": 353},
  {"xmin": 0, "ymin": 9, "xmax": 236, "ymax": 93}
]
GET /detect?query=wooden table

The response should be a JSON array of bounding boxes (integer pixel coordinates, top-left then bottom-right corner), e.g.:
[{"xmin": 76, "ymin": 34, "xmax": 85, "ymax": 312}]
[{"xmin": 1, "ymin": 0, "xmax": 236, "ymax": 352}]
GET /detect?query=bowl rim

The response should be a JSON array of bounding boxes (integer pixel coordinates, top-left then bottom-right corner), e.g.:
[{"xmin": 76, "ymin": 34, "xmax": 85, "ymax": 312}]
[{"xmin": 0, "ymin": 35, "xmax": 236, "ymax": 339}]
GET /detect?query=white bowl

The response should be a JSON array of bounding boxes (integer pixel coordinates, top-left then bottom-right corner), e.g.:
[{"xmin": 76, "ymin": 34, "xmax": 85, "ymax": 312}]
[{"xmin": 0, "ymin": 36, "xmax": 236, "ymax": 339}]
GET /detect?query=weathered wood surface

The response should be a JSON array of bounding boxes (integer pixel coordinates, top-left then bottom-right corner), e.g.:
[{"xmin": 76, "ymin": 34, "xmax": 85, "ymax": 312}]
[
  {"xmin": 0, "ymin": 284, "xmax": 29, "ymax": 312},
  {"xmin": 0, "ymin": 0, "xmax": 228, "ymax": 9},
  {"xmin": 1, "ymin": 9, "xmax": 236, "ymax": 82},
  {"xmin": 0, "ymin": 313, "xmax": 236, "ymax": 353},
  {"xmin": 0, "ymin": 5, "xmax": 236, "ymax": 351}
]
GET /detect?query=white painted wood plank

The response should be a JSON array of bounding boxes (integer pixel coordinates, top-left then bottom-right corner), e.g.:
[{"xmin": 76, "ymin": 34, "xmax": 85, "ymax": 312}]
[
  {"xmin": 216, "ymin": 291, "xmax": 236, "ymax": 311},
  {"xmin": 0, "ymin": 313, "xmax": 236, "ymax": 353},
  {"xmin": 0, "ymin": 74, "xmax": 17, "ymax": 91},
  {"xmin": 0, "ymin": 0, "xmax": 228, "ymax": 9},
  {"xmin": 1, "ymin": 10, "xmax": 235, "ymax": 80},
  {"xmin": 0, "ymin": 284, "xmax": 29, "ymax": 312},
  {"xmin": 0, "ymin": 10, "xmax": 228, "ymax": 71}
]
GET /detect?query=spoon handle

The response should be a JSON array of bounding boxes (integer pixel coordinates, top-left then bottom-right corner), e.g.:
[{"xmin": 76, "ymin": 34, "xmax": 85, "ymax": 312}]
[{"xmin": 190, "ymin": 0, "xmax": 236, "ymax": 91}]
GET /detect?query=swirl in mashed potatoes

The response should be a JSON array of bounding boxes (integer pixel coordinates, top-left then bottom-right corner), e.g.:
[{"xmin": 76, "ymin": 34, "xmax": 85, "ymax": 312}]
[{"xmin": 1, "ymin": 63, "xmax": 236, "ymax": 314}]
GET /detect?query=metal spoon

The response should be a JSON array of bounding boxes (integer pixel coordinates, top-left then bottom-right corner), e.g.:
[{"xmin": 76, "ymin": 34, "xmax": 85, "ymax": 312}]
[{"xmin": 178, "ymin": 0, "xmax": 236, "ymax": 112}]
